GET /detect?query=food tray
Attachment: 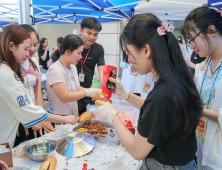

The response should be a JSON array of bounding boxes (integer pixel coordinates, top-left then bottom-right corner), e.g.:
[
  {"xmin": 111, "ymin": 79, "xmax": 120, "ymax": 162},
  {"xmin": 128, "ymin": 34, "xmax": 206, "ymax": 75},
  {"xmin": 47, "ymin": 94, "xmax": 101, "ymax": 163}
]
[{"xmin": 73, "ymin": 119, "xmax": 120, "ymax": 145}]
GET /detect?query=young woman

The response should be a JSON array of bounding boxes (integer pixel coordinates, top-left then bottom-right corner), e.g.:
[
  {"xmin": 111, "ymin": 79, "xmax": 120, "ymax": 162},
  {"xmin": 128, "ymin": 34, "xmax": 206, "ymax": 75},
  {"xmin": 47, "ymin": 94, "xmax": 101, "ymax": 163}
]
[
  {"xmin": 0, "ymin": 24, "xmax": 78, "ymax": 148},
  {"xmin": 13, "ymin": 25, "xmax": 55, "ymax": 147},
  {"xmin": 46, "ymin": 34, "xmax": 100, "ymax": 119},
  {"xmin": 97, "ymin": 13, "xmax": 202, "ymax": 169},
  {"xmin": 181, "ymin": 6, "xmax": 222, "ymax": 170},
  {"xmin": 177, "ymin": 36, "xmax": 183, "ymax": 49},
  {"xmin": 38, "ymin": 38, "xmax": 52, "ymax": 70}
]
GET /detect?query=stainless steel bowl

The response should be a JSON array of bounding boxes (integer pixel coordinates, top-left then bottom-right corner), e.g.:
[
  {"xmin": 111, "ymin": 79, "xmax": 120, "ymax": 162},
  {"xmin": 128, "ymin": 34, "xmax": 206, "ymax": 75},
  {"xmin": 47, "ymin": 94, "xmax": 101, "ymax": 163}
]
[{"xmin": 23, "ymin": 139, "xmax": 57, "ymax": 162}]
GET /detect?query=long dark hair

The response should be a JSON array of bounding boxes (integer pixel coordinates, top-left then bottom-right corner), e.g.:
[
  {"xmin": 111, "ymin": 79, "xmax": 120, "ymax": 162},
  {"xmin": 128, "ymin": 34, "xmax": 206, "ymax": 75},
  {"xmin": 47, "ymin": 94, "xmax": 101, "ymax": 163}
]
[
  {"xmin": 120, "ymin": 13, "xmax": 202, "ymax": 137},
  {"xmin": 38, "ymin": 38, "xmax": 47, "ymax": 49},
  {"xmin": 53, "ymin": 34, "xmax": 83, "ymax": 59},
  {"xmin": 0, "ymin": 24, "xmax": 30, "ymax": 81},
  {"xmin": 20, "ymin": 24, "xmax": 39, "ymax": 81},
  {"xmin": 180, "ymin": 6, "xmax": 222, "ymax": 51}
]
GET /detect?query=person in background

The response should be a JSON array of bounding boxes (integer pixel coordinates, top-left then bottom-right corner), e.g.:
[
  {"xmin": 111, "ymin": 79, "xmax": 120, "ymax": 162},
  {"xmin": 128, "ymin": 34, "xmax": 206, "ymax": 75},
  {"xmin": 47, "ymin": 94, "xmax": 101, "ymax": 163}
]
[
  {"xmin": 13, "ymin": 25, "xmax": 55, "ymax": 147},
  {"xmin": 38, "ymin": 38, "xmax": 52, "ymax": 71},
  {"xmin": 76, "ymin": 17, "xmax": 105, "ymax": 115},
  {"xmin": 0, "ymin": 160, "xmax": 8, "ymax": 170},
  {"xmin": 46, "ymin": 34, "xmax": 101, "ymax": 121},
  {"xmin": 181, "ymin": 6, "xmax": 222, "ymax": 170},
  {"xmin": 47, "ymin": 37, "xmax": 64, "ymax": 67},
  {"xmin": 0, "ymin": 24, "xmax": 78, "ymax": 147},
  {"xmin": 177, "ymin": 36, "xmax": 184, "ymax": 51},
  {"xmin": 97, "ymin": 13, "xmax": 202, "ymax": 169}
]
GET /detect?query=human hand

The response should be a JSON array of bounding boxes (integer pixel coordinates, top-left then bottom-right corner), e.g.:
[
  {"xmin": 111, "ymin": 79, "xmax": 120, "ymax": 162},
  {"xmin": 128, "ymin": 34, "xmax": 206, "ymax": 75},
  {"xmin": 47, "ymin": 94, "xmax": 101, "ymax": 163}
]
[
  {"xmin": 84, "ymin": 88, "xmax": 99, "ymax": 98},
  {"xmin": 109, "ymin": 77, "xmax": 129, "ymax": 101},
  {"xmin": 46, "ymin": 46, "xmax": 50, "ymax": 51},
  {"xmin": 32, "ymin": 123, "xmax": 43, "ymax": 136},
  {"xmin": 63, "ymin": 115, "xmax": 78, "ymax": 125},
  {"xmin": 0, "ymin": 160, "xmax": 9, "ymax": 170},
  {"xmin": 42, "ymin": 122, "xmax": 55, "ymax": 133},
  {"xmin": 97, "ymin": 102, "xmax": 118, "ymax": 124}
]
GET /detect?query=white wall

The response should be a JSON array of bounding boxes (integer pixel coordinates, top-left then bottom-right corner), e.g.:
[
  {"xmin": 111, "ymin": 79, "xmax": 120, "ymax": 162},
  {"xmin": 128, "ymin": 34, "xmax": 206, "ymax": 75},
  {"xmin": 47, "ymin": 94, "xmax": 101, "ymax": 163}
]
[{"xmin": 35, "ymin": 21, "xmax": 125, "ymax": 76}]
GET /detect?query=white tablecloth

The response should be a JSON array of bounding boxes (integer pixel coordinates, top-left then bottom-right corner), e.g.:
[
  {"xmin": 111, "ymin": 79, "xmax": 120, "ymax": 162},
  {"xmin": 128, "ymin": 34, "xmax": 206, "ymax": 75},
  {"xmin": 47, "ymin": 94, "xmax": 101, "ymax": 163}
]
[{"xmin": 12, "ymin": 124, "xmax": 141, "ymax": 170}]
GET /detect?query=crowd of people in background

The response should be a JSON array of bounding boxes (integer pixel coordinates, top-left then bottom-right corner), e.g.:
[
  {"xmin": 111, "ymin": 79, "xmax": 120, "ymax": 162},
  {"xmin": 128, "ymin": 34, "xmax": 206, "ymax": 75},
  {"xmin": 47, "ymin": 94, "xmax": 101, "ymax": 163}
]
[{"xmin": 0, "ymin": 6, "xmax": 222, "ymax": 170}]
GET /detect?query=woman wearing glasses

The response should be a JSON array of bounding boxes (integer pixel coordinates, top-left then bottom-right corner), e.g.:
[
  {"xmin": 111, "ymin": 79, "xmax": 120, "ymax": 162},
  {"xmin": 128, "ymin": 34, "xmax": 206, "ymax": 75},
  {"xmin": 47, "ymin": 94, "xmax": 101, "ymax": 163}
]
[
  {"xmin": 96, "ymin": 13, "xmax": 202, "ymax": 169},
  {"xmin": 181, "ymin": 6, "xmax": 222, "ymax": 170}
]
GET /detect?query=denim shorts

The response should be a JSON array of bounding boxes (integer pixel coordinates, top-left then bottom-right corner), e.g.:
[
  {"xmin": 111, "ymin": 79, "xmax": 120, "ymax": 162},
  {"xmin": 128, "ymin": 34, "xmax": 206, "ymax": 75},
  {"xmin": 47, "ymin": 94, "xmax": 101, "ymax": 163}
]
[{"xmin": 140, "ymin": 157, "xmax": 197, "ymax": 170}]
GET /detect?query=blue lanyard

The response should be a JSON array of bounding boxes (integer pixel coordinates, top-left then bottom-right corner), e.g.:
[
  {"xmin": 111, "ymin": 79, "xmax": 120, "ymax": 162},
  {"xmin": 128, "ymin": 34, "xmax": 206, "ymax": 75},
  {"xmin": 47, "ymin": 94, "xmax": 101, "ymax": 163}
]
[
  {"xmin": 59, "ymin": 59, "xmax": 77, "ymax": 92},
  {"xmin": 200, "ymin": 58, "xmax": 222, "ymax": 109}
]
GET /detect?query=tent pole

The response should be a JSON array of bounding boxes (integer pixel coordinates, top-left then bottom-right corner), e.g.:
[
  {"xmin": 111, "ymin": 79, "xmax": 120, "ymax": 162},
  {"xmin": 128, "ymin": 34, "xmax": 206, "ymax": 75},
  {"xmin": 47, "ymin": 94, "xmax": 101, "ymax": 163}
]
[
  {"xmin": 32, "ymin": 6, "xmax": 73, "ymax": 23},
  {"xmin": 22, "ymin": 0, "xmax": 31, "ymax": 24},
  {"xmin": 105, "ymin": 1, "xmax": 142, "ymax": 10},
  {"xmin": 211, "ymin": 2, "xmax": 222, "ymax": 6},
  {"xmin": 33, "ymin": 3, "xmax": 73, "ymax": 16},
  {"xmin": 17, "ymin": 0, "xmax": 23, "ymax": 24},
  {"xmin": 86, "ymin": 0, "xmax": 126, "ymax": 19},
  {"xmin": 106, "ymin": 0, "xmax": 130, "ymax": 18}
]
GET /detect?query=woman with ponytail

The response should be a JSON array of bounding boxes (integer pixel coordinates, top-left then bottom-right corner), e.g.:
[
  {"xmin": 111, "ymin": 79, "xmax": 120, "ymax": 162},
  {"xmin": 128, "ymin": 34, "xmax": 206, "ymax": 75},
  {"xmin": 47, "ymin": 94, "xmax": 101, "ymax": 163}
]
[
  {"xmin": 46, "ymin": 34, "xmax": 101, "ymax": 119},
  {"xmin": 96, "ymin": 13, "xmax": 202, "ymax": 169},
  {"xmin": 181, "ymin": 6, "xmax": 222, "ymax": 170}
]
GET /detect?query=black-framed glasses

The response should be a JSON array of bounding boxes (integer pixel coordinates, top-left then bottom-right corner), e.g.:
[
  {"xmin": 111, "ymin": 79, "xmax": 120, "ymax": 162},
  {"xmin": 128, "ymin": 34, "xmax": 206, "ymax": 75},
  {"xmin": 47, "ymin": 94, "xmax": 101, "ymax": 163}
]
[{"xmin": 187, "ymin": 30, "xmax": 203, "ymax": 48}]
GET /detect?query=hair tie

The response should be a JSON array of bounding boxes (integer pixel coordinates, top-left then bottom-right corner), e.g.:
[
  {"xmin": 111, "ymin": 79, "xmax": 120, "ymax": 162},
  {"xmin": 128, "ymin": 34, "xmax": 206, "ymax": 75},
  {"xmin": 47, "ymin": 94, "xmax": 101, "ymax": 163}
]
[
  {"xmin": 157, "ymin": 21, "xmax": 175, "ymax": 36},
  {"xmin": 214, "ymin": 8, "xmax": 222, "ymax": 17},
  {"xmin": 57, "ymin": 46, "xmax": 61, "ymax": 52}
]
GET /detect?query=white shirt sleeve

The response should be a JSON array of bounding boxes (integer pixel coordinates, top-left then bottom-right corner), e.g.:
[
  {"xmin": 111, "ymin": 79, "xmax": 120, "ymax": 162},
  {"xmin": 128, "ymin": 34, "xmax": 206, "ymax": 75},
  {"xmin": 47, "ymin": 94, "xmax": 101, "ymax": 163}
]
[
  {"xmin": 0, "ymin": 64, "xmax": 48, "ymax": 128},
  {"xmin": 6, "ymin": 86, "xmax": 49, "ymax": 128}
]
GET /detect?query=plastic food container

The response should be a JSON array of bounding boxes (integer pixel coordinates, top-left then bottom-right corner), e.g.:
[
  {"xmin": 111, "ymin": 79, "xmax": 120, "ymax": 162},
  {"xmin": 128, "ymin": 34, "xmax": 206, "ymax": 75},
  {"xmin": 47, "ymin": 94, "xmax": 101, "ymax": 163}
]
[{"xmin": 114, "ymin": 105, "xmax": 136, "ymax": 125}]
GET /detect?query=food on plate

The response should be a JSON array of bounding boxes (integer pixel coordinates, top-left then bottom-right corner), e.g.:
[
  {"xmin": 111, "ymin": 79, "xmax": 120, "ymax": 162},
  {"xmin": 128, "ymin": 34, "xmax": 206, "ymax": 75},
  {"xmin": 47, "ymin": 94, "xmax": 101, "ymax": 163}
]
[
  {"xmin": 79, "ymin": 112, "xmax": 94, "ymax": 123},
  {"xmin": 81, "ymin": 121, "xmax": 109, "ymax": 137},
  {"xmin": 39, "ymin": 157, "xmax": 57, "ymax": 170}
]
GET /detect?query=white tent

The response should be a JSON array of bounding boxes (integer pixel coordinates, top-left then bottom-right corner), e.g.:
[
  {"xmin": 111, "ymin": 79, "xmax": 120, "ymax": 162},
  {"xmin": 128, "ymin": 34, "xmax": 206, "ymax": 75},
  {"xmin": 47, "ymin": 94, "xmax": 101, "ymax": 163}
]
[{"xmin": 135, "ymin": 0, "xmax": 207, "ymax": 20}]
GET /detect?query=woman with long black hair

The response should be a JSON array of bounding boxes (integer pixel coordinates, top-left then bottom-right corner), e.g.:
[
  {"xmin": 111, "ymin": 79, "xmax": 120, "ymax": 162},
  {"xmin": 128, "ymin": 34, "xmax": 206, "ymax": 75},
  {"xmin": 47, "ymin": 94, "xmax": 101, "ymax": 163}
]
[{"xmin": 97, "ymin": 13, "xmax": 202, "ymax": 169}]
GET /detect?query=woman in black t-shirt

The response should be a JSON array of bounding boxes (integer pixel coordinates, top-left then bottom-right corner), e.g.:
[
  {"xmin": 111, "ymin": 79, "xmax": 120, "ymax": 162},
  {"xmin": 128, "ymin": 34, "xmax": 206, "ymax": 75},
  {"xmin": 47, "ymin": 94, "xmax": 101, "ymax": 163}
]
[
  {"xmin": 38, "ymin": 38, "xmax": 51, "ymax": 70},
  {"xmin": 97, "ymin": 13, "xmax": 202, "ymax": 170}
]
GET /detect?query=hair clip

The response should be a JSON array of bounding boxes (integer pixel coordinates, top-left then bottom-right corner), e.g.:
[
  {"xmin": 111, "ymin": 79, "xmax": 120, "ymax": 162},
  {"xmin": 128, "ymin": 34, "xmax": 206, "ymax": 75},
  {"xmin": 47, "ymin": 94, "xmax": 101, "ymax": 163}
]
[
  {"xmin": 214, "ymin": 8, "xmax": 222, "ymax": 17},
  {"xmin": 57, "ymin": 47, "xmax": 61, "ymax": 52}
]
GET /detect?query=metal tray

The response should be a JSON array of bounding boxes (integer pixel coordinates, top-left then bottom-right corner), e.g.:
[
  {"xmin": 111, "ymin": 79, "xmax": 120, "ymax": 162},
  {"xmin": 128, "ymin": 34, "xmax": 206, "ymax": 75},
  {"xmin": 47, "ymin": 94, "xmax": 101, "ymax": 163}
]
[{"xmin": 73, "ymin": 119, "xmax": 121, "ymax": 145}]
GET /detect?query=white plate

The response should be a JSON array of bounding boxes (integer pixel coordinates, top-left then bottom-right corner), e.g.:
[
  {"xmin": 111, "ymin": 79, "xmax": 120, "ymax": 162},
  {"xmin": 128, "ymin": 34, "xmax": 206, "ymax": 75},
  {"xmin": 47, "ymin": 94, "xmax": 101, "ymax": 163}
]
[{"xmin": 9, "ymin": 167, "xmax": 31, "ymax": 170}]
